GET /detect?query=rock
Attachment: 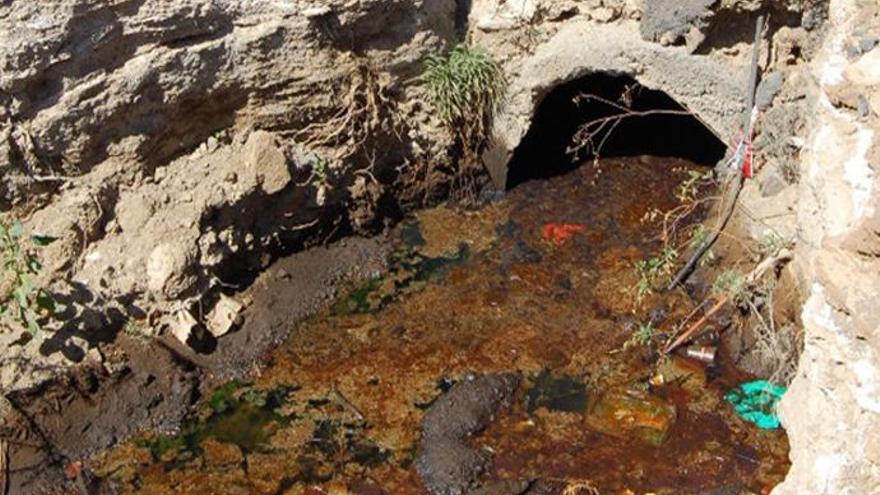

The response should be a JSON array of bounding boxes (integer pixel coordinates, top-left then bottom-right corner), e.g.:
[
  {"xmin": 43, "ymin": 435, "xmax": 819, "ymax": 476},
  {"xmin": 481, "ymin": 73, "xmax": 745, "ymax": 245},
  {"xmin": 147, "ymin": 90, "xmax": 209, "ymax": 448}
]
[
  {"xmin": 756, "ymin": 71, "xmax": 785, "ymax": 109},
  {"xmin": 844, "ymin": 47, "xmax": 880, "ymax": 86},
  {"xmin": 115, "ymin": 194, "xmax": 155, "ymax": 233},
  {"xmin": 169, "ymin": 309, "xmax": 198, "ymax": 345},
  {"xmin": 639, "ymin": 0, "xmax": 715, "ymax": 49},
  {"xmin": 773, "ymin": 8, "xmax": 880, "ymax": 493},
  {"xmin": 759, "ymin": 164, "xmax": 788, "ymax": 197},
  {"xmin": 206, "ymin": 294, "xmax": 244, "ymax": 338},
  {"xmin": 857, "ymin": 95, "xmax": 871, "ymax": 118},
  {"xmin": 302, "ymin": 6, "xmax": 332, "ymax": 18},
  {"xmin": 871, "ymin": 93, "xmax": 880, "ymax": 116},
  {"xmin": 590, "ymin": 7, "xmax": 618, "ymax": 23},
  {"xmin": 473, "ymin": 0, "xmax": 537, "ymax": 32},
  {"xmin": 146, "ymin": 242, "xmax": 197, "ymax": 300},
  {"xmin": 416, "ymin": 373, "xmax": 520, "ymax": 495},
  {"xmin": 859, "ymin": 36, "xmax": 878, "ymax": 53},
  {"xmin": 244, "ymin": 131, "xmax": 291, "ymax": 195},
  {"xmin": 206, "ymin": 136, "xmax": 219, "ymax": 153}
]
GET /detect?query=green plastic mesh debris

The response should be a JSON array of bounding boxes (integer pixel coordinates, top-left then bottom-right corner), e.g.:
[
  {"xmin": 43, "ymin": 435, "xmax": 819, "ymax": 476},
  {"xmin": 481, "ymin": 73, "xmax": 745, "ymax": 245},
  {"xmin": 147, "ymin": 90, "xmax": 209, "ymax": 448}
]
[{"xmin": 724, "ymin": 380, "xmax": 786, "ymax": 429}]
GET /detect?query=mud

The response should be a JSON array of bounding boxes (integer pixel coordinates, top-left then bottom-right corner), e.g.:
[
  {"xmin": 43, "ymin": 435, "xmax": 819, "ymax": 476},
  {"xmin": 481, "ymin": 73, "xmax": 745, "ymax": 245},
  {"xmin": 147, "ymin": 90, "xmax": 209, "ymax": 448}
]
[
  {"xmin": 200, "ymin": 237, "xmax": 390, "ymax": 376},
  {"xmin": 416, "ymin": 373, "xmax": 520, "ymax": 495},
  {"xmin": 4, "ymin": 237, "xmax": 390, "ymax": 493},
  {"xmin": 4, "ymin": 333, "xmax": 198, "ymax": 493}
]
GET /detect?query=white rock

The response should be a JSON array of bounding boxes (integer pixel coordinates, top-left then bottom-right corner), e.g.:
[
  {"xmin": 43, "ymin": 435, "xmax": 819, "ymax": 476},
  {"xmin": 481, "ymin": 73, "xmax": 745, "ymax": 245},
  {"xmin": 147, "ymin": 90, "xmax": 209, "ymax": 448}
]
[
  {"xmin": 206, "ymin": 294, "xmax": 244, "ymax": 338},
  {"xmin": 244, "ymin": 131, "xmax": 291, "ymax": 195},
  {"xmin": 303, "ymin": 6, "xmax": 331, "ymax": 18},
  {"xmin": 845, "ymin": 47, "xmax": 880, "ymax": 86},
  {"xmin": 146, "ymin": 242, "xmax": 196, "ymax": 300},
  {"xmin": 170, "ymin": 309, "xmax": 198, "ymax": 345}
]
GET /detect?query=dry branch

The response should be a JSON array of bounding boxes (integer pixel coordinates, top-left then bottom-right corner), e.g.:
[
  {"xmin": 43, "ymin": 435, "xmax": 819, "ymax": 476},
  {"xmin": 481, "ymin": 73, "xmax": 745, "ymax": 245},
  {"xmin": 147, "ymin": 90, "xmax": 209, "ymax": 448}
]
[
  {"xmin": 566, "ymin": 91, "xmax": 699, "ymax": 161},
  {"xmin": 664, "ymin": 246, "xmax": 793, "ymax": 355},
  {"xmin": 664, "ymin": 295, "xmax": 729, "ymax": 354}
]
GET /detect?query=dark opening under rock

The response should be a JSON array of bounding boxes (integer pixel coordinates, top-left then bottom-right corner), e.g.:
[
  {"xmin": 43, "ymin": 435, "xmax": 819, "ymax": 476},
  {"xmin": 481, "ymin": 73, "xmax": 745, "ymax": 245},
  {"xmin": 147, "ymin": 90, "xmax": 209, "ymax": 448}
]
[{"xmin": 416, "ymin": 373, "xmax": 520, "ymax": 495}]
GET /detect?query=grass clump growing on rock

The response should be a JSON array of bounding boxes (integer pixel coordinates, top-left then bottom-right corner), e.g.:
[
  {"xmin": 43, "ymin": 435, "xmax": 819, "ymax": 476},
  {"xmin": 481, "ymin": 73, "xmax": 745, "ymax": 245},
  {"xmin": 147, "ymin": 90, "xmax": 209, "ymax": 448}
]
[{"xmin": 422, "ymin": 44, "xmax": 506, "ymax": 188}]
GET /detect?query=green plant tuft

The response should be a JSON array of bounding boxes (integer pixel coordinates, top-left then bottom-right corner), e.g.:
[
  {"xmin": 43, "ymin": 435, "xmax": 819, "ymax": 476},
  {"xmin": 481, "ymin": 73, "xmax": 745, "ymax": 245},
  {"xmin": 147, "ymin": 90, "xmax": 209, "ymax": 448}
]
[
  {"xmin": 421, "ymin": 44, "xmax": 506, "ymax": 151},
  {"xmin": 625, "ymin": 322, "xmax": 656, "ymax": 349}
]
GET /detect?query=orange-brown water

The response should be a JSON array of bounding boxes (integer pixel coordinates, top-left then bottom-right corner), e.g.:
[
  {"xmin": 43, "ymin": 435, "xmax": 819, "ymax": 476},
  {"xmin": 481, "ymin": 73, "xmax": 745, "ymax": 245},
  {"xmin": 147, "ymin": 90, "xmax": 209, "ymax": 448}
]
[{"xmin": 93, "ymin": 157, "xmax": 789, "ymax": 495}]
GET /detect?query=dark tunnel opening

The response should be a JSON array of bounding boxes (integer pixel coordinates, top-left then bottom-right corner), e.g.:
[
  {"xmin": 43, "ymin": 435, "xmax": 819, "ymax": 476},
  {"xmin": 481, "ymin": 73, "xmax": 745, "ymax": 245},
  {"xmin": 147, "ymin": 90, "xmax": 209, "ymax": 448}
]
[{"xmin": 505, "ymin": 73, "xmax": 727, "ymax": 189}]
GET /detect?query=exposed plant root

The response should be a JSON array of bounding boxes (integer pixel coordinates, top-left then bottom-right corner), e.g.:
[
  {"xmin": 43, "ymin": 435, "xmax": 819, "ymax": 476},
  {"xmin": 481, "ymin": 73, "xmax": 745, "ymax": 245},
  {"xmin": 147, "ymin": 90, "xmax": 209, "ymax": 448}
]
[{"xmin": 295, "ymin": 59, "xmax": 398, "ymax": 160}]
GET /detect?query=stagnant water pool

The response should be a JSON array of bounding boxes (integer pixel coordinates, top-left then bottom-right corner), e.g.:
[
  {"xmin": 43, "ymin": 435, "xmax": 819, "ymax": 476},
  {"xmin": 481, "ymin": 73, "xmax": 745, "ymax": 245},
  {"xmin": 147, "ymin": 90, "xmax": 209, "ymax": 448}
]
[{"xmin": 92, "ymin": 156, "xmax": 789, "ymax": 495}]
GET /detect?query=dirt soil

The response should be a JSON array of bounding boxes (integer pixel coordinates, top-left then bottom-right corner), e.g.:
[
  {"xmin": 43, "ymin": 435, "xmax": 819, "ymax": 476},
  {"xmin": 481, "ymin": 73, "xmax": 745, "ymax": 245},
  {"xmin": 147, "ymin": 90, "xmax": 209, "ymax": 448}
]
[
  {"xmin": 3, "ymin": 237, "xmax": 391, "ymax": 494},
  {"xmin": 82, "ymin": 157, "xmax": 790, "ymax": 495}
]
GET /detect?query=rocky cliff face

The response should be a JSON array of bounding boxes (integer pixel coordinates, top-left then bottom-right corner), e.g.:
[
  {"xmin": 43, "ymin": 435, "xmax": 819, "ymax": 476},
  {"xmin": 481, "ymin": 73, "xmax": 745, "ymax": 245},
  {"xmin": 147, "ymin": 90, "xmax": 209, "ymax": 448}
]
[
  {"xmin": 776, "ymin": 1, "xmax": 880, "ymax": 493},
  {"xmin": 0, "ymin": 0, "xmax": 457, "ymax": 389}
]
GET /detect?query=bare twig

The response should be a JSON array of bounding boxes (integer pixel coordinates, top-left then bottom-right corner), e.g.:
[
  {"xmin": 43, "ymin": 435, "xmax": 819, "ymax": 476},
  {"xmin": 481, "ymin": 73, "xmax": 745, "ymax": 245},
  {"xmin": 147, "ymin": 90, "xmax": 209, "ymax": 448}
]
[
  {"xmin": 331, "ymin": 388, "xmax": 365, "ymax": 422},
  {"xmin": 568, "ymin": 107, "xmax": 695, "ymax": 161},
  {"xmin": 665, "ymin": 295, "xmax": 729, "ymax": 354}
]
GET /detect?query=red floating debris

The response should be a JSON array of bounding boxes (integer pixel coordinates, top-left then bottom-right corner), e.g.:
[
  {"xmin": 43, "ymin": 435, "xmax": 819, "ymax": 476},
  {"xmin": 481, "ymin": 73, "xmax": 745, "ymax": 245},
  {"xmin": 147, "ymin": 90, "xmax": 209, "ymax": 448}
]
[
  {"xmin": 65, "ymin": 461, "xmax": 82, "ymax": 479},
  {"xmin": 541, "ymin": 223, "xmax": 585, "ymax": 246}
]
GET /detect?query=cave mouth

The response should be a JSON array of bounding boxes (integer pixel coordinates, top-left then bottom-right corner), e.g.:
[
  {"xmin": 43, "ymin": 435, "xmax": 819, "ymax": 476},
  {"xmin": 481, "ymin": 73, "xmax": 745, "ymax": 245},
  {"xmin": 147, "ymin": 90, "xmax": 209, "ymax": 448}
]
[{"xmin": 505, "ymin": 73, "xmax": 728, "ymax": 189}]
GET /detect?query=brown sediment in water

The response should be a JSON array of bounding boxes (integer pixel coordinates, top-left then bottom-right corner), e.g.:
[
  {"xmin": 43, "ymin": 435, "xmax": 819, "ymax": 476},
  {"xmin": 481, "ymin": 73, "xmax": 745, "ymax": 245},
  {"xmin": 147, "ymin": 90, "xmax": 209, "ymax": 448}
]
[{"xmin": 91, "ymin": 156, "xmax": 789, "ymax": 495}]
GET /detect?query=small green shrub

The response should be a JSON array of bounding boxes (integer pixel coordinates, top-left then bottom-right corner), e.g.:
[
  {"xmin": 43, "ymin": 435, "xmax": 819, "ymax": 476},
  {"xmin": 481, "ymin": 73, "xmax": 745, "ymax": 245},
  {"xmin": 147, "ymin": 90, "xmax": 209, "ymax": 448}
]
[
  {"xmin": 421, "ymin": 44, "xmax": 506, "ymax": 152},
  {"xmin": 310, "ymin": 157, "xmax": 331, "ymax": 187},
  {"xmin": 712, "ymin": 269, "xmax": 748, "ymax": 305},
  {"xmin": 0, "ymin": 218, "xmax": 55, "ymax": 336},
  {"xmin": 624, "ymin": 322, "xmax": 656, "ymax": 349},
  {"xmin": 759, "ymin": 231, "xmax": 792, "ymax": 256},
  {"xmin": 632, "ymin": 246, "xmax": 679, "ymax": 304}
]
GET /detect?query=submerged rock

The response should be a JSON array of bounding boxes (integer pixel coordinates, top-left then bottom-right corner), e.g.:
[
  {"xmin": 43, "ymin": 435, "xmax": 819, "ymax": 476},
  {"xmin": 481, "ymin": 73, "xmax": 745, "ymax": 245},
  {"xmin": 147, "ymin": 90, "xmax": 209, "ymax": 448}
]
[
  {"xmin": 416, "ymin": 373, "xmax": 520, "ymax": 495},
  {"xmin": 585, "ymin": 387, "xmax": 677, "ymax": 446}
]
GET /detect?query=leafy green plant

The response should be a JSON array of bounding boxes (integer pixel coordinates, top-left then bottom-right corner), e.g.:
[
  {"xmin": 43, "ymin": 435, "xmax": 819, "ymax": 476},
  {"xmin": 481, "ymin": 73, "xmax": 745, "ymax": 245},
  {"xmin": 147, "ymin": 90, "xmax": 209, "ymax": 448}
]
[
  {"xmin": 421, "ymin": 44, "xmax": 506, "ymax": 153},
  {"xmin": 311, "ymin": 157, "xmax": 330, "ymax": 186},
  {"xmin": 632, "ymin": 246, "xmax": 679, "ymax": 304},
  {"xmin": 759, "ymin": 231, "xmax": 792, "ymax": 256},
  {"xmin": 0, "ymin": 218, "xmax": 55, "ymax": 336},
  {"xmin": 689, "ymin": 224, "xmax": 707, "ymax": 250}
]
